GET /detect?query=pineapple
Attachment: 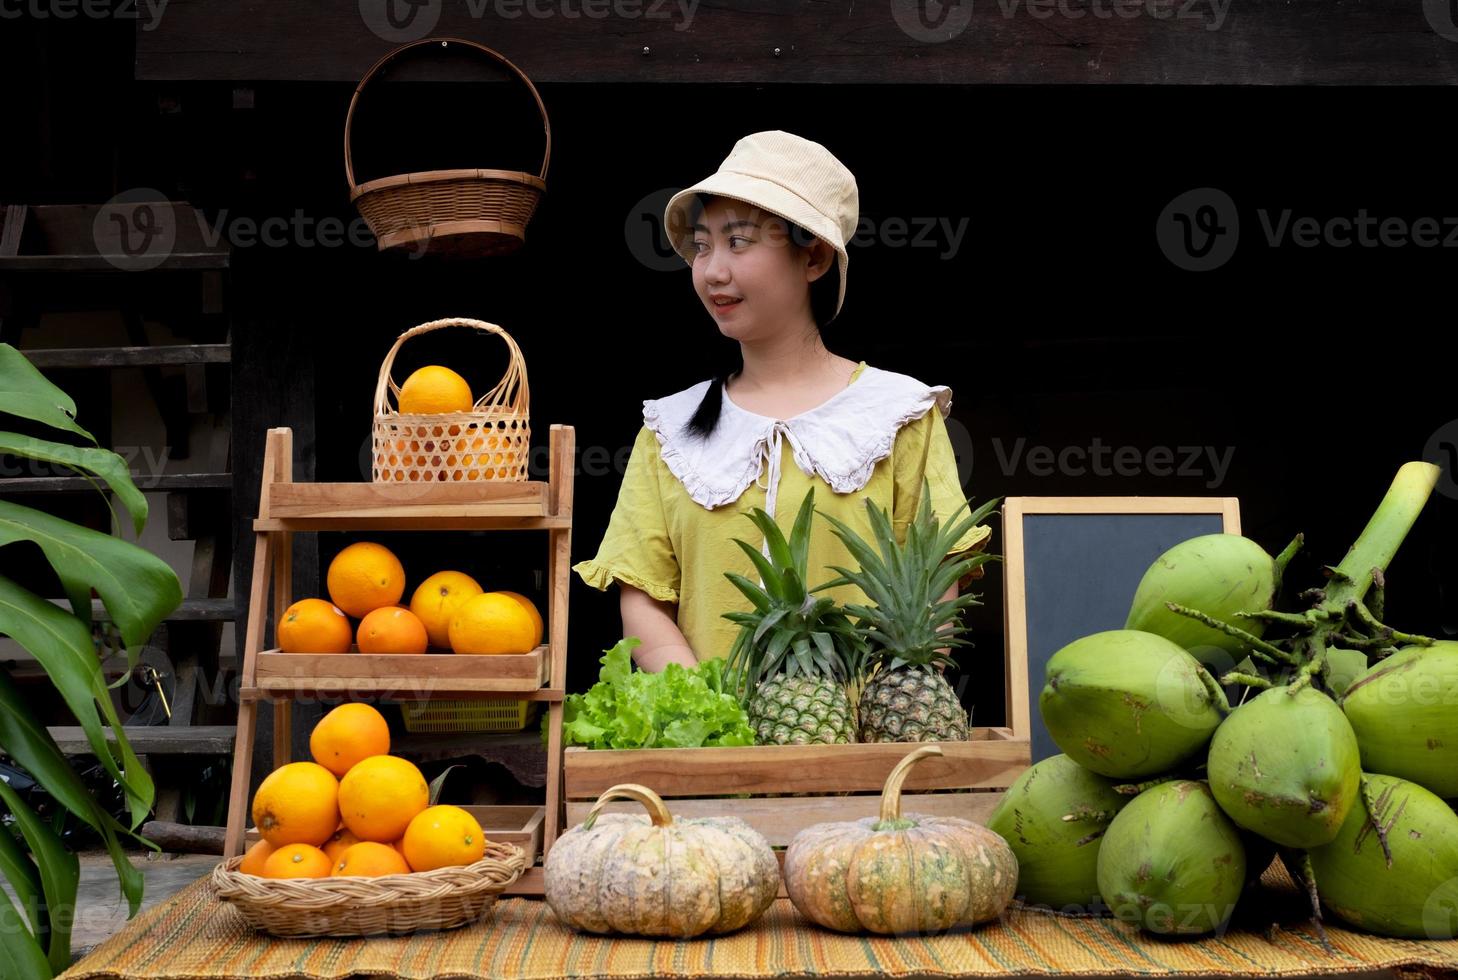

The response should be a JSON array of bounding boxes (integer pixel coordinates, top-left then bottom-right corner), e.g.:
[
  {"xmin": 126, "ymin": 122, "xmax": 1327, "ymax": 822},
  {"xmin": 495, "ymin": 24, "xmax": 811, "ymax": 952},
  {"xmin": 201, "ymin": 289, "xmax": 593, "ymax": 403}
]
[
  {"xmin": 818, "ymin": 480, "xmax": 1000, "ymax": 743},
  {"xmin": 723, "ymin": 488, "xmax": 866, "ymax": 745}
]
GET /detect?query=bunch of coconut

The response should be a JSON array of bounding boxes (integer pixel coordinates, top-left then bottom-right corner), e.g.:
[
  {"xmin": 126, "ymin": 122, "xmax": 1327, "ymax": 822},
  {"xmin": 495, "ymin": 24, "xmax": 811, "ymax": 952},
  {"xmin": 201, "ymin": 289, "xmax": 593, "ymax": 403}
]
[{"xmin": 989, "ymin": 461, "xmax": 1458, "ymax": 942}]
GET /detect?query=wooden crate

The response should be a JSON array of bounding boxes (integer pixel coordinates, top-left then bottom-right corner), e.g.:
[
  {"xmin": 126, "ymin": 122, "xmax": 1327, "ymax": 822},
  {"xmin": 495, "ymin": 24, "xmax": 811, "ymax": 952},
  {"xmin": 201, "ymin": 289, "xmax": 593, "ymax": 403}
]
[{"xmin": 563, "ymin": 728, "xmax": 1030, "ymax": 887}]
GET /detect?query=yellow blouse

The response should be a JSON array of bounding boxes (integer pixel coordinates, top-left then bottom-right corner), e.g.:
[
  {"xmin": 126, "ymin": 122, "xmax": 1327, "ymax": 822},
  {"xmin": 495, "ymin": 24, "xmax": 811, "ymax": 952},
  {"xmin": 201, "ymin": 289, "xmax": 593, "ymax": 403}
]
[{"xmin": 572, "ymin": 361, "xmax": 990, "ymax": 664}]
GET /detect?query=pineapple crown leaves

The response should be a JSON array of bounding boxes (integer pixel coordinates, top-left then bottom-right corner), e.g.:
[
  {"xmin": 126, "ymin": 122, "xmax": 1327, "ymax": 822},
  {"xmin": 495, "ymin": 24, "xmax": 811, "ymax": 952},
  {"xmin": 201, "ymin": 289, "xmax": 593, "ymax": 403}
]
[
  {"xmin": 721, "ymin": 487, "xmax": 865, "ymax": 699},
  {"xmin": 815, "ymin": 480, "xmax": 1002, "ymax": 670}
]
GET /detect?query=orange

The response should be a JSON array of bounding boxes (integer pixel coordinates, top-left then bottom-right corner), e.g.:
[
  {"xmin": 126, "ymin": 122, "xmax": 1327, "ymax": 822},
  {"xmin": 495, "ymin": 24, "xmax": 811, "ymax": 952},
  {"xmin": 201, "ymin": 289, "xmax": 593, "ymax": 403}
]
[
  {"xmin": 496, "ymin": 591, "xmax": 544, "ymax": 649},
  {"xmin": 402, "ymin": 805, "xmax": 486, "ymax": 872},
  {"xmin": 338, "ymin": 755, "xmax": 429, "ymax": 842},
  {"xmin": 409, "ymin": 571, "xmax": 484, "ymax": 649},
  {"xmin": 252, "ymin": 762, "xmax": 340, "ymax": 847},
  {"xmin": 332, "ymin": 841, "xmax": 411, "ymax": 877},
  {"xmin": 263, "ymin": 843, "xmax": 333, "ymax": 879},
  {"xmin": 310, "ymin": 703, "xmax": 391, "ymax": 778},
  {"xmin": 327, "ymin": 542, "xmax": 406, "ymax": 618},
  {"xmin": 398, "ymin": 366, "xmax": 473, "ymax": 415},
  {"xmin": 277, "ymin": 598, "xmax": 352, "ymax": 654},
  {"xmin": 322, "ymin": 826, "xmax": 363, "ymax": 864},
  {"xmin": 448, "ymin": 592, "xmax": 536, "ymax": 656},
  {"xmin": 239, "ymin": 839, "xmax": 276, "ymax": 876},
  {"xmin": 357, "ymin": 606, "xmax": 428, "ymax": 655},
  {"xmin": 392, "ymin": 838, "xmax": 411, "ymax": 867}
]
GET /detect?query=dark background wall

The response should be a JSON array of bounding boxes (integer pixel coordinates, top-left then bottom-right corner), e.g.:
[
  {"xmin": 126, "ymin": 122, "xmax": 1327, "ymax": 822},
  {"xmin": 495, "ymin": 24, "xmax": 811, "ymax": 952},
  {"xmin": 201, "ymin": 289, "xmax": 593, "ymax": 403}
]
[{"xmin": 5, "ymin": 17, "xmax": 1455, "ymax": 726}]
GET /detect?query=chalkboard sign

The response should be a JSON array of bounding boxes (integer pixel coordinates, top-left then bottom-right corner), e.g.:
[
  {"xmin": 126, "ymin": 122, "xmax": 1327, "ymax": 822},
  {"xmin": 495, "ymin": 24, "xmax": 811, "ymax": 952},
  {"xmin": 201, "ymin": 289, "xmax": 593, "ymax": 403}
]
[{"xmin": 1000, "ymin": 497, "xmax": 1242, "ymax": 765}]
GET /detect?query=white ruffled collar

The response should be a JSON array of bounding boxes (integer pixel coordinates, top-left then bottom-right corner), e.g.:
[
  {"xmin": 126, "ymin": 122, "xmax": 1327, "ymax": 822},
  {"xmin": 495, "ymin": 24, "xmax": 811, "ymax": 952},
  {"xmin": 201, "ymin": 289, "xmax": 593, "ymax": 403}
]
[{"xmin": 642, "ymin": 364, "xmax": 953, "ymax": 517}]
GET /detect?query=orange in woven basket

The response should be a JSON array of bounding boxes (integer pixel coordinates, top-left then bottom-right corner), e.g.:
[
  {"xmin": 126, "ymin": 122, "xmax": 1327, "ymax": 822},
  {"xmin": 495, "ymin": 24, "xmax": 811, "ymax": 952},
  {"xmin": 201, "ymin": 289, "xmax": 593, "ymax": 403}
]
[
  {"xmin": 212, "ymin": 841, "xmax": 528, "ymax": 937},
  {"xmin": 371, "ymin": 319, "xmax": 531, "ymax": 485}
]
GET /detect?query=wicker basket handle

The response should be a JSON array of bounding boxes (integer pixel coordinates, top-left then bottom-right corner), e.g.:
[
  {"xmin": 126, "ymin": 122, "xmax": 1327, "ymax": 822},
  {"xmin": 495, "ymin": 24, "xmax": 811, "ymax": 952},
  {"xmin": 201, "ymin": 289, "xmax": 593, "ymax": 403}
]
[
  {"xmin": 374, "ymin": 318, "xmax": 531, "ymax": 418},
  {"xmin": 344, "ymin": 37, "xmax": 552, "ymax": 193}
]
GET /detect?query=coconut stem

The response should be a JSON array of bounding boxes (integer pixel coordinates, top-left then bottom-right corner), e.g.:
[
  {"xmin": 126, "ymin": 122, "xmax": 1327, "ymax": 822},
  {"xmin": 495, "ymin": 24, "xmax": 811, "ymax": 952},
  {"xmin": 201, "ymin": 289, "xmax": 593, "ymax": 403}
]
[
  {"xmin": 1222, "ymin": 671, "xmax": 1273, "ymax": 689},
  {"xmin": 1239, "ymin": 608, "xmax": 1327, "ymax": 628},
  {"xmin": 1195, "ymin": 664, "xmax": 1233, "ymax": 714},
  {"xmin": 1326, "ymin": 462, "xmax": 1440, "ymax": 608},
  {"xmin": 1298, "ymin": 852, "xmax": 1334, "ymax": 955},
  {"xmin": 1359, "ymin": 776, "xmax": 1394, "ymax": 869},
  {"xmin": 584, "ymin": 783, "xmax": 674, "ymax": 830},
  {"xmin": 1165, "ymin": 602, "xmax": 1298, "ymax": 665},
  {"xmin": 1272, "ymin": 532, "xmax": 1304, "ymax": 591},
  {"xmin": 1112, "ymin": 775, "xmax": 1177, "ymax": 796},
  {"xmin": 1348, "ymin": 599, "xmax": 1436, "ymax": 648},
  {"xmin": 1369, "ymin": 567, "xmax": 1386, "ymax": 622},
  {"xmin": 1287, "ymin": 644, "xmax": 1325, "ymax": 696},
  {"xmin": 878, "ymin": 745, "xmax": 942, "ymax": 825}
]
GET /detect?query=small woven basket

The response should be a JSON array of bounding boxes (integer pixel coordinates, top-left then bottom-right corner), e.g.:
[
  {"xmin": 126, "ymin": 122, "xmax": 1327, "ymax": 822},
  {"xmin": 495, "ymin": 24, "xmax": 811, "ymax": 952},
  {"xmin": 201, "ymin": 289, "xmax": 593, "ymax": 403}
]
[
  {"xmin": 372, "ymin": 318, "xmax": 530, "ymax": 485},
  {"xmin": 345, "ymin": 37, "xmax": 550, "ymax": 258},
  {"xmin": 211, "ymin": 841, "xmax": 526, "ymax": 937}
]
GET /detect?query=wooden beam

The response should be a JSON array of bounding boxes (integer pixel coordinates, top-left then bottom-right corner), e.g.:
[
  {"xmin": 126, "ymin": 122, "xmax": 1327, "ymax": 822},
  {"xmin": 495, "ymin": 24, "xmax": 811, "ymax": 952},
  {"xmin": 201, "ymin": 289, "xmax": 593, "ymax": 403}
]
[
  {"xmin": 135, "ymin": 0, "xmax": 1458, "ymax": 86},
  {"xmin": 19, "ymin": 345, "xmax": 231, "ymax": 369},
  {"xmin": 45, "ymin": 725, "xmax": 236, "ymax": 756}
]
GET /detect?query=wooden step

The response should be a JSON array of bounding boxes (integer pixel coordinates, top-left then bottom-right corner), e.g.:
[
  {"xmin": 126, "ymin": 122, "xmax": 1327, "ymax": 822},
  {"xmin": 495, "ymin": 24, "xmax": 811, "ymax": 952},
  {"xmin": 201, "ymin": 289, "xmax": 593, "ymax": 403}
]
[
  {"xmin": 253, "ymin": 479, "xmax": 566, "ymax": 531},
  {"xmin": 20, "ymin": 344, "xmax": 230, "ymax": 369},
  {"xmin": 0, "ymin": 473, "xmax": 231, "ymax": 493},
  {"xmin": 243, "ymin": 646, "xmax": 554, "ymax": 700},
  {"xmin": 50, "ymin": 597, "xmax": 236, "ymax": 623},
  {"xmin": 46, "ymin": 725, "xmax": 235, "ymax": 756}
]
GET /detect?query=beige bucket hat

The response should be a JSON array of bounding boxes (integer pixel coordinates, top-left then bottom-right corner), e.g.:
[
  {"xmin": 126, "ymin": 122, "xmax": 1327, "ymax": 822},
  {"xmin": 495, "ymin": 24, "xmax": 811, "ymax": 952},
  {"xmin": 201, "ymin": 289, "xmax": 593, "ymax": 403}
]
[{"xmin": 664, "ymin": 131, "xmax": 859, "ymax": 318}]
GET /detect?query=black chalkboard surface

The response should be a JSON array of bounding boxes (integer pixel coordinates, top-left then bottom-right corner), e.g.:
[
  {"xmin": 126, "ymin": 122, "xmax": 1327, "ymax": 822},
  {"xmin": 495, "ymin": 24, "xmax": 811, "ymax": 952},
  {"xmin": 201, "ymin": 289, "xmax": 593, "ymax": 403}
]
[{"xmin": 1000, "ymin": 498, "xmax": 1241, "ymax": 766}]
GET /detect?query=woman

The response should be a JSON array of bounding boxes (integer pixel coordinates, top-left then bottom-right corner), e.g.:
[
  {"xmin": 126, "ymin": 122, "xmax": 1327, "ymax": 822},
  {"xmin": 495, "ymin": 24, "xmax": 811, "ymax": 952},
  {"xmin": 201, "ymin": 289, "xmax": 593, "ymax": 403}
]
[{"xmin": 573, "ymin": 130, "xmax": 988, "ymax": 671}]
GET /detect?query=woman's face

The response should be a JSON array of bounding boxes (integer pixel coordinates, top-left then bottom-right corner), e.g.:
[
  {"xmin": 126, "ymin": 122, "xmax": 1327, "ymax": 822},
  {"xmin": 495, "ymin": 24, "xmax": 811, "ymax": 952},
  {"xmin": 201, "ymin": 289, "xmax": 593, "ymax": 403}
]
[{"xmin": 688, "ymin": 196, "xmax": 833, "ymax": 342}]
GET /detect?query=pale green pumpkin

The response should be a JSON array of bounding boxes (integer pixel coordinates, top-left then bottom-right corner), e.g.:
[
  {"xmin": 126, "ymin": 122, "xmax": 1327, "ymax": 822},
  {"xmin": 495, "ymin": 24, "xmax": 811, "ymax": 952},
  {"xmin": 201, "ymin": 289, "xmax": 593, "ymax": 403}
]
[{"xmin": 784, "ymin": 746, "xmax": 1019, "ymax": 934}]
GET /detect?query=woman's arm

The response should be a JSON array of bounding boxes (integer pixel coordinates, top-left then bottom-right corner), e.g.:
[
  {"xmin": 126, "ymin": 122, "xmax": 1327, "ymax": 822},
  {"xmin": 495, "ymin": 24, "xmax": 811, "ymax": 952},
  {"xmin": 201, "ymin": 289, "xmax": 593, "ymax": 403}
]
[{"xmin": 620, "ymin": 583, "xmax": 698, "ymax": 672}]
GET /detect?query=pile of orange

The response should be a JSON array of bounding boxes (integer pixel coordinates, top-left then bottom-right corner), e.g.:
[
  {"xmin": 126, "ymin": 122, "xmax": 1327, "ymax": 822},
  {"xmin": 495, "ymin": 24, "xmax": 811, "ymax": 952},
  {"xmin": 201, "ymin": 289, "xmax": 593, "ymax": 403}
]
[
  {"xmin": 383, "ymin": 366, "xmax": 515, "ymax": 483},
  {"xmin": 275, "ymin": 542, "xmax": 543, "ymax": 656},
  {"xmin": 240, "ymin": 703, "xmax": 489, "ymax": 879}
]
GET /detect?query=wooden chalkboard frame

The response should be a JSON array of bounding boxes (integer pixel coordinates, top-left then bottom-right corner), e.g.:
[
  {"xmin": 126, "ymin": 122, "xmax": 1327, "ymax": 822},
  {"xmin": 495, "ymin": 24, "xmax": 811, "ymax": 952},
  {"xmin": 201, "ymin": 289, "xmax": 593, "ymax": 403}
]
[{"xmin": 1000, "ymin": 497, "xmax": 1242, "ymax": 746}]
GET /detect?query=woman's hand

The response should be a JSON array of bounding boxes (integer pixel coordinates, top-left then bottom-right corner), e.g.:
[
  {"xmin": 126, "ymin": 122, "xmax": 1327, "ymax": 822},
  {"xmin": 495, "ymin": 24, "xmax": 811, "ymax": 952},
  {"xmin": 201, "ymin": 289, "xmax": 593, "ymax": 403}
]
[{"xmin": 619, "ymin": 583, "xmax": 698, "ymax": 672}]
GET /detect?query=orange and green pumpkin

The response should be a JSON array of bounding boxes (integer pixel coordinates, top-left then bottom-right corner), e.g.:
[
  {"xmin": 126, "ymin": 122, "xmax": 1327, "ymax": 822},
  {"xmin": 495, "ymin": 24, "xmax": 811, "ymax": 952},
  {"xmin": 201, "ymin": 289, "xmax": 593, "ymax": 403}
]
[
  {"xmin": 784, "ymin": 746, "xmax": 1019, "ymax": 934},
  {"xmin": 544, "ymin": 783, "xmax": 779, "ymax": 937}
]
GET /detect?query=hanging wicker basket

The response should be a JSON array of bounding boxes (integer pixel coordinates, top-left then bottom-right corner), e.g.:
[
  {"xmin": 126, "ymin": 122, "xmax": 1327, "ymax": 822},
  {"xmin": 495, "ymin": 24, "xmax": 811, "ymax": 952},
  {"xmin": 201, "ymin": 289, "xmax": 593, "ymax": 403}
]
[
  {"xmin": 211, "ymin": 841, "xmax": 526, "ymax": 937},
  {"xmin": 345, "ymin": 37, "xmax": 550, "ymax": 258},
  {"xmin": 372, "ymin": 318, "xmax": 530, "ymax": 485}
]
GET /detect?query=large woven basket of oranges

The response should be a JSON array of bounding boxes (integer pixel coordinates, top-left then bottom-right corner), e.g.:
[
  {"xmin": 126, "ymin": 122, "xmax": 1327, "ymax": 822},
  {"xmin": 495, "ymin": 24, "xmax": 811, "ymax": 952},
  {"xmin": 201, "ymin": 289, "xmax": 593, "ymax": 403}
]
[
  {"xmin": 372, "ymin": 318, "xmax": 529, "ymax": 485},
  {"xmin": 212, "ymin": 704, "xmax": 527, "ymax": 937}
]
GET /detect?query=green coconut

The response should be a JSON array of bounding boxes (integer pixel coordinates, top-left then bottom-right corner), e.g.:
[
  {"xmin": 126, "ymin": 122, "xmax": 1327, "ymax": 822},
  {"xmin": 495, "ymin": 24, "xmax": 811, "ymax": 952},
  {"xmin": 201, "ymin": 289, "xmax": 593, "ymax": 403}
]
[
  {"xmin": 1125, "ymin": 534, "xmax": 1278, "ymax": 672},
  {"xmin": 1307, "ymin": 773, "xmax": 1458, "ymax": 939},
  {"xmin": 1096, "ymin": 780, "xmax": 1246, "ymax": 936},
  {"xmin": 1207, "ymin": 685, "xmax": 1360, "ymax": 848},
  {"xmin": 986, "ymin": 754, "xmax": 1130, "ymax": 911},
  {"xmin": 1341, "ymin": 641, "xmax": 1458, "ymax": 799},
  {"xmin": 1039, "ymin": 629, "xmax": 1224, "ymax": 780}
]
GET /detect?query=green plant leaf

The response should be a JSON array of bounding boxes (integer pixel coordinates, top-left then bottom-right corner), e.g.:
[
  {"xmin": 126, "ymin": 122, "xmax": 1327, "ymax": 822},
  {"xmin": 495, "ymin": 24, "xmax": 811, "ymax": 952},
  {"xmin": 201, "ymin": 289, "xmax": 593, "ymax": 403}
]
[
  {"xmin": 0, "ymin": 883, "xmax": 53, "ymax": 980},
  {"xmin": 0, "ymin": 433, "xmax": 147, "ymax": 537},
  {"xmin": 0, "ymin": 575, "xmax": 154, "ymax": 826},
  {"xmin": 787, "ymin": 488, "xmax": 815, "ymax": 573},
  {"xmin": 427, "ymin": 765, "xmax": 465, "ymax": 806},
  {"xmin": 0, "ymin": 778, "xmax": 78, "ymax": 974},
  {"xmin": 0, "ymin": 819, "xmax": 44, "ymax": 944},
  {"xmin": 722, "ymin": 572, "xmax": 772, "ymax": 614},
  {"xmin": 0, "ymin": 669, "xmax": 148, "ymax": 917},
  {"xmin": 0, "ymin": 345, "xmax": 95, "ymax": 445},
  {"xmin": 730, "ymin": 539, "xmax": 786, "ymax": 603},
  {"xmin": 0, "ymin": 500, "xmax": 181, "ymax": 650}
]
